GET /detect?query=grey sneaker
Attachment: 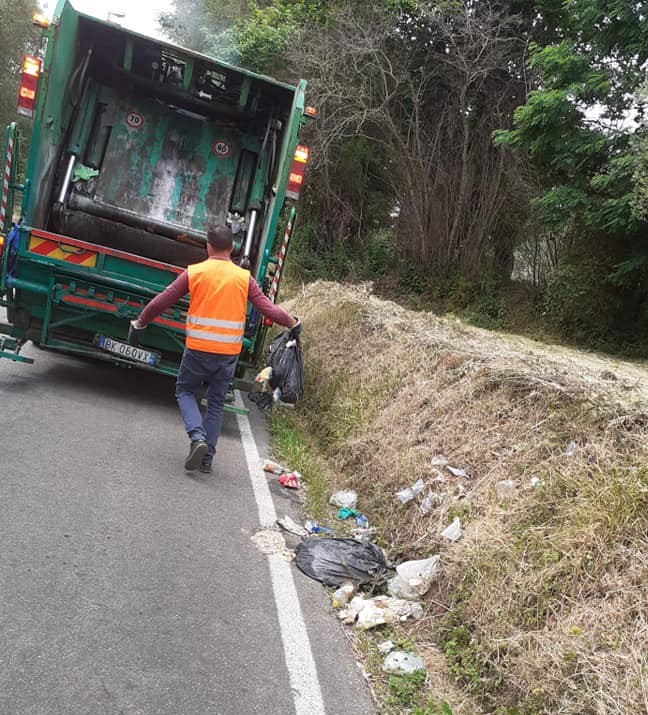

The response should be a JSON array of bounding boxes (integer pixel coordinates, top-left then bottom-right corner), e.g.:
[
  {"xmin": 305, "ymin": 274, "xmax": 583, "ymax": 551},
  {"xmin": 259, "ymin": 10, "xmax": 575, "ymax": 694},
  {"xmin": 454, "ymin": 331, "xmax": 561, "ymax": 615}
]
[
  {"xmin": 185, "ymin": 440, "xmax": 208, "ymax": 471},
  {"xmin": 199, "ymin": 458, "xmax": 213, "ymax": 474}
]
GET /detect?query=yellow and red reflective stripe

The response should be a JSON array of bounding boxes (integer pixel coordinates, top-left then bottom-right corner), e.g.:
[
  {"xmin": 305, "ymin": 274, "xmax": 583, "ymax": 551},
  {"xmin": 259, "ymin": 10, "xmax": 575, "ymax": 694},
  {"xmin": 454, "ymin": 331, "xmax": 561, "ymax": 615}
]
[
  {"xmin": 30, "ymin": 228, "xmax": 184, "ymax": 274},
  {"xmin": 29, "ymin": 236, "xmax": 97, "ymax": 267}
]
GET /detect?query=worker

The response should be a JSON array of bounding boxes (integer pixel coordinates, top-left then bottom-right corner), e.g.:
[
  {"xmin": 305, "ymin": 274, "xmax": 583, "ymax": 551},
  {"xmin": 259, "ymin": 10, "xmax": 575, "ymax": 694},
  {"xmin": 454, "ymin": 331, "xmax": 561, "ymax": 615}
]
[{"xmin": 128, "ymin": 225, "xmax": 300, "ymax": 474}]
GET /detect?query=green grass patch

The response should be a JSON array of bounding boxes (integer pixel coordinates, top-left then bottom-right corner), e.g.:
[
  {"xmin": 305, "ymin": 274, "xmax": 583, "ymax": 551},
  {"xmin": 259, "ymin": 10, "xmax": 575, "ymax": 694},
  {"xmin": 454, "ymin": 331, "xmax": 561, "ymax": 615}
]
[{"xmin": 268, "ymin": 411, "xmax": 330, "ymax": 520}]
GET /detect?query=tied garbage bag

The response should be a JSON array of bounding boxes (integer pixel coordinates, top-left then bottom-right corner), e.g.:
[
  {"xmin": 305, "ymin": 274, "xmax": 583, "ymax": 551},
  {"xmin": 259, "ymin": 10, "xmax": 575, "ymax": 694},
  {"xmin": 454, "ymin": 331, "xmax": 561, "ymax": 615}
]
[
  {"xmin": 267, "ymin": 329, "xmax": 304, "ymax": 404},
  {"xmin": 294, "ymin": 538, "xmax": 390, "ymax": 587}
]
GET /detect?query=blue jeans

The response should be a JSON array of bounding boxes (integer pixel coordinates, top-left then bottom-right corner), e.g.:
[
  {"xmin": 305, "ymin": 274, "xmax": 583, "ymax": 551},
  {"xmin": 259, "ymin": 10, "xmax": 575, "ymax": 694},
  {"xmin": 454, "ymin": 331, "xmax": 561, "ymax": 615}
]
[{"xmin": 175, "ymin": 348, "xmax": 239, "ymax": 461}]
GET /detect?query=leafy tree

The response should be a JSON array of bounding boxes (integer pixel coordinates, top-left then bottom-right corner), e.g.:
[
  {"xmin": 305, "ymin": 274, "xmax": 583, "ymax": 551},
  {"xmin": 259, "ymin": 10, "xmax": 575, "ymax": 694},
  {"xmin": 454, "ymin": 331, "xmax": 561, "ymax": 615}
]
[
  {"xmin": 495, "ymin": 0, "xmax": 648, "ymax": 338},
  {"xmin": 0, "ymin": 0, "xmax": 41, "ymax": 137}
]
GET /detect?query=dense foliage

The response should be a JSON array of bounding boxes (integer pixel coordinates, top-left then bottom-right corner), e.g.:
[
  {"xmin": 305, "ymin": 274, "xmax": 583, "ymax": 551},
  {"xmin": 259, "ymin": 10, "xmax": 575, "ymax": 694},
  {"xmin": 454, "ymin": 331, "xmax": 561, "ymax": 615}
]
[
  {"xmin": 0, "ymin": 0, "xmax": 41, "ymax": 156},
  {"xmin": 160, "ymin": 0, "xmax": 648, "ymax": 350}
]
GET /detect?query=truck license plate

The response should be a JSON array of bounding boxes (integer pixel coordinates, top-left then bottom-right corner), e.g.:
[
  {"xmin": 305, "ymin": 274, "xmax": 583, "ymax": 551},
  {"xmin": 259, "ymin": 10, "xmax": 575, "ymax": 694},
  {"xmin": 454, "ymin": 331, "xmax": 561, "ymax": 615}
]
[{"xmin": 97, "ymin": 335, "xmax": 158, "ymax": 366}]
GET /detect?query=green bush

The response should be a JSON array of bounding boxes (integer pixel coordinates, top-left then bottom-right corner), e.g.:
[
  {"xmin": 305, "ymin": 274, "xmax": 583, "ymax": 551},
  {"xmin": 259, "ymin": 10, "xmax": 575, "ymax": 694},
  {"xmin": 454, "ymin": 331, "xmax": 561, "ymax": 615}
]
[{"xmin": 542, "ymin": 258, "xmax": 623, "ymax": 342}]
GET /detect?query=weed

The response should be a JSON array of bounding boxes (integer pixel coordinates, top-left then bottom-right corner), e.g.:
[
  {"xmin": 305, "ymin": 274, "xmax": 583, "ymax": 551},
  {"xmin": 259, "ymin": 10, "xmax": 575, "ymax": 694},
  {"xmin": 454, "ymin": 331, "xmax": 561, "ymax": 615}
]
[
  {"xmin": 388, "ymin": 670, "xmax": 427, "ymax": 708},
  {"xmin": 268, "ymin": 413, "xmax": 330, "ymax": 519}
]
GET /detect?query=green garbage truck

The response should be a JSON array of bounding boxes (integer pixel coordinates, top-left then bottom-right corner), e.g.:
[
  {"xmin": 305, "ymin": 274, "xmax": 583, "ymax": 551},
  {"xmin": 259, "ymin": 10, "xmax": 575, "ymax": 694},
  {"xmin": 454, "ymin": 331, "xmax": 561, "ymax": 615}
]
[{"xmin": 0, "ymin": 1, "xmax": 311, "ymax": 391}]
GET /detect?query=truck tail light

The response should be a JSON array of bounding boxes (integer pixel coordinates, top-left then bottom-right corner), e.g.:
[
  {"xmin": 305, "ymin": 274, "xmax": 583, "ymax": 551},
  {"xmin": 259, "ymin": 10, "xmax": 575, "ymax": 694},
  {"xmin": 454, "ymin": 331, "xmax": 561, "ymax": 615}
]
[
  {"xmin": 17, "ymin": 55, "xmax": 42, "ymax": 118},
  {"xmin": 285, "ymin": 144, "xmax": 309, "ymax": 201}
]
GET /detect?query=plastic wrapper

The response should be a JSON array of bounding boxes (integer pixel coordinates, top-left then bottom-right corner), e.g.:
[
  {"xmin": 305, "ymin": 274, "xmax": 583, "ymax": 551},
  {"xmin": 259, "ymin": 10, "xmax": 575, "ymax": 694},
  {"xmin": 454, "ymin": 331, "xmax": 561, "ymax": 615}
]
[
  {"xmin": 382, "ymin": 651, "xmax": 426, "ymax": 675},
  {"xmin": 387, "ymin": 555, "xmax": 440, "ymax": 599},
  {"xmin": 329, "ymin": 490, "xmax": 358, "ymax": 509}
]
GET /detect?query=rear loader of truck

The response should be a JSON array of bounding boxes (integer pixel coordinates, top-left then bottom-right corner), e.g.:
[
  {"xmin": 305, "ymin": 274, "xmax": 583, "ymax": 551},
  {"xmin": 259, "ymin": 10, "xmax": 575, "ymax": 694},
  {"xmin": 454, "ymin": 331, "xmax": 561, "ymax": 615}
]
[{"xmin": 0, "ymin": 1, "xmax": 311, "ymax": 390}]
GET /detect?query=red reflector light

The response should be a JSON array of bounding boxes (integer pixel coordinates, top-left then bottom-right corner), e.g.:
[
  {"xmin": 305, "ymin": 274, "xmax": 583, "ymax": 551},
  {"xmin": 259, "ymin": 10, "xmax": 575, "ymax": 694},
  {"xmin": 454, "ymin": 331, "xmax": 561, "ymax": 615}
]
[
  {"xmin": 286, "ymin": 144, "xmax": 309, "ymax": 201},
  {"xmin": 263, "ymin": 317, "xmax": 274, "ymax": 327},
  {"xmin": 17, "ymin": 55, "xmax": 41, "ymax": 118}
]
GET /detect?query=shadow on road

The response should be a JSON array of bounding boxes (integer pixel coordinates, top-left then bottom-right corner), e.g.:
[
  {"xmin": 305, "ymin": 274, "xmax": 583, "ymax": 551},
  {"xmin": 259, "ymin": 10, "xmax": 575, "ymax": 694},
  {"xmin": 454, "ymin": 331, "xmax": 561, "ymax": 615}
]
[{"xmin": 0, "ymin": 350, "xmax": 175, "ymax": 409}]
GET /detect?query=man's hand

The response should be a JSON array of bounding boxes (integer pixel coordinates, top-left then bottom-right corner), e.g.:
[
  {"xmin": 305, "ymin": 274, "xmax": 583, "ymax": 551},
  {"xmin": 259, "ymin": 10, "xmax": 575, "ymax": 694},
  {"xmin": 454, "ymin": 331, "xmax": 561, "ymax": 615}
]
[
  {"xmin": 289, "ymin": 316, "xmax": 302, "ymax": 340},
  {"xmin": 128, "ymin": 319, "xmax": 146, "ymax": 346}
]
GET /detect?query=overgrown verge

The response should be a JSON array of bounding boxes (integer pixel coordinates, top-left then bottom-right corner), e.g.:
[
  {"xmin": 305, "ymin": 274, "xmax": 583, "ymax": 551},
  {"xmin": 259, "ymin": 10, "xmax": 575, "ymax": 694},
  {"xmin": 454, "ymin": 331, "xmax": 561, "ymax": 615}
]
[{"xmin": 272, "ymin": 281, "xmax": 648, "ymax": 715}]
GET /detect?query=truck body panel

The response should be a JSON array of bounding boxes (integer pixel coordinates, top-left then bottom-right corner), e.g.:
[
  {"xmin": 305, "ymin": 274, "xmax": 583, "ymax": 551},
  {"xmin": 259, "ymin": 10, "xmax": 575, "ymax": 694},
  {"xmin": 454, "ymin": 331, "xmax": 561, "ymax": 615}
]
[{"xmin": 0, "ymin": 0, "xmax": 307, "ymax": 382}]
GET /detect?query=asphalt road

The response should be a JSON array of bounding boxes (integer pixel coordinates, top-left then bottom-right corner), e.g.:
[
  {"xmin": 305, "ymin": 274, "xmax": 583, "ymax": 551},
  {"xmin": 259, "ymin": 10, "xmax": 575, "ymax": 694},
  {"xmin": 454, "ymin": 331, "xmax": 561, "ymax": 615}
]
[{"xmin": 0, "ymin": 340, "xmax": 375, "ymax": 715}]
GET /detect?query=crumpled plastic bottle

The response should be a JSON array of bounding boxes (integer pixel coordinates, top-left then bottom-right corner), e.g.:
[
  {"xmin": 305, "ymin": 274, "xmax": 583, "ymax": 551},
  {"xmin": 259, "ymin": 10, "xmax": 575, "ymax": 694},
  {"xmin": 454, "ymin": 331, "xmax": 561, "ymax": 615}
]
[{"xmin": 331, "ymin": 581, "xmax": 356, "ymax": 608}]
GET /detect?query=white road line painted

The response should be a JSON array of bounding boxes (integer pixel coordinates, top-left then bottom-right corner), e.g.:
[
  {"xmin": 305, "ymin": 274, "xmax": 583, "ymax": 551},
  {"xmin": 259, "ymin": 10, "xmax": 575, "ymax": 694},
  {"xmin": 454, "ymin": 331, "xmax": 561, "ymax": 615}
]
[{"xmin": 235, "ymin": 392, "xmax": 326, "ymax": 715}]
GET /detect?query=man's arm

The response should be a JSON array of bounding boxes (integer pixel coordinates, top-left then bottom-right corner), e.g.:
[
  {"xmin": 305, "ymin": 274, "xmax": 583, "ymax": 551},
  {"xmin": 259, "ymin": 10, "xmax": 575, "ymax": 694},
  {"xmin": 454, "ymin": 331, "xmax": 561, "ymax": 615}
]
[
  {"xmin": 248, "ymin": 277, "xmax": 297, "ymax": 328},
  {"xmin": 133, "ymin": 271, "xmax": 189, "ymax": 328}
]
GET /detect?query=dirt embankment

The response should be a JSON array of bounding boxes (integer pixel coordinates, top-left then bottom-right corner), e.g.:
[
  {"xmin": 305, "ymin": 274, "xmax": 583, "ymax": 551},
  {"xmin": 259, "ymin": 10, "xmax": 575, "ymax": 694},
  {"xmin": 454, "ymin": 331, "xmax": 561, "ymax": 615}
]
[{"xmin": 284, "ymin": 281, "xmax": 648, "ymax": 715}]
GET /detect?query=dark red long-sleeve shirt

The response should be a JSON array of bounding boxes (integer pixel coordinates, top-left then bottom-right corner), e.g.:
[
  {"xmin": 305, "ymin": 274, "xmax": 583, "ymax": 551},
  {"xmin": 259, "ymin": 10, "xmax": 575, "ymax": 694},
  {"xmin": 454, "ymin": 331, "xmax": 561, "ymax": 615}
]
[{"xmin": 137, "ymin": 260, "xmax": 294, "ymax": 328}]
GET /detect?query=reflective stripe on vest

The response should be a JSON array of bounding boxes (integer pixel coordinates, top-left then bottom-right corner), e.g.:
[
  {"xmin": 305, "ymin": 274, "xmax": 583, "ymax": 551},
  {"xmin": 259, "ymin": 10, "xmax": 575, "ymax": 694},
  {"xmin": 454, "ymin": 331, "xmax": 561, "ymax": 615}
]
[{"xmin": 186, "ymin": 258, "xmax": 250, "ymax": 354}]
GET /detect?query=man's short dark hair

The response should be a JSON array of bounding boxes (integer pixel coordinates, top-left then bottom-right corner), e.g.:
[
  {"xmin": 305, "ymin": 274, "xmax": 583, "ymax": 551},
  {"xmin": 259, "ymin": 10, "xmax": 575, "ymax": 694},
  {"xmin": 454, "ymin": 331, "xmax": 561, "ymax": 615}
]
[{"xmin": 207, "ymin": 226, "xmax": 234, "ymax": 251}]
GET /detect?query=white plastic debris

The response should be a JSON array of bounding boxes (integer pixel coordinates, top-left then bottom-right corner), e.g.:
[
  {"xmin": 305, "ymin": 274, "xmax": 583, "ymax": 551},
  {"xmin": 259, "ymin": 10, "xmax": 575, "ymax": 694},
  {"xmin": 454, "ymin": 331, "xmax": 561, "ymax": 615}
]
[
  {"xmin": 454, "ymin": 484, "xmax": 466, "ymax": 499},
  {"xmin": 276, "ymin": 515, "xmax": 308, "ymax": 537},
  {"xmin": 378, "ymin": 640, "xmax": 395, "ymax": 655},
  {"xmin": 250, "ymin": 530, "xmax": 294, "ymax": 560},
  {"xmin": 263, "ymin": 459, "xmax": 285, "ymax": 475},
  {"xmin": 530, "ymin": 476, "xmax": 543, "ymax": 488},
  {"xmin": 565, "ymin": 441, "xmax": 578, "ymax": 457},
  {"xmin": 420, "ymin": 491, "xmax": 442, "ymax": 515},
  {"xmin": 382, "ymin": 650, "xmax": 426, "ymax": 675},
  {"xmin": 396, "ymin": 478, "xmax": 425, "ymax": 504},
  {"xmin": 431, "ymin": 454, "xmax": 448, "ymax": 466},
  {"xmin": 331, "ymin": 581, "xmax": 356, "ymax": 609},
  {"xmin": 388, "ymin": 555, "xmax": 440, "ymax": 600},
  {"xmin": 440, "ymin": 517, "xmax": 462, "ymax": 542},
  {"xmin": 329, "ymin": 490, "xmax": 358, "ymax": 509},
  {"xmin": 495, "ymin": 479, "xmax": 515, "ymax": 501},
  {"xmin": 338, "ymin": 595, "xmax": 424, "ymax": 629},
  {"xmin": 447, "ymin": 466, "xmax": 469, "ymax": 478}
]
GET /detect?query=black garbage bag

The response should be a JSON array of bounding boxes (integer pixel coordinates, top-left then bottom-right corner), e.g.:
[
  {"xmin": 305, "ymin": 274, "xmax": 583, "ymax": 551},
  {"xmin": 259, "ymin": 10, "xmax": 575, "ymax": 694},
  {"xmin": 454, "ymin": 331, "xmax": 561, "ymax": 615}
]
[
  {"xmin": 294, "ymin": 538, "xmax": 390, "ymax": 587},
  {"xmin": 266, "ymin": 329, "xmax": 304, "ymax": 404}
]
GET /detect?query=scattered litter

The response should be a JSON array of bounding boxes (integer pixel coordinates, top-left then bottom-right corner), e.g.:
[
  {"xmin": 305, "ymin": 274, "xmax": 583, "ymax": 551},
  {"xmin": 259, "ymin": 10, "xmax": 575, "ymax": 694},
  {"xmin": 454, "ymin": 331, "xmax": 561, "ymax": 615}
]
[
  {"xmin": 530, "ymin": 476, "xmax": 544, "ymax": 488},
  {"xmin": 354, "ymin": 514, "xmax": 369, "ymax": 529},
  {"xmin": 337, "ymin": 507, "xmax": 360, "ymax": 520},
  {"xmin": 351, "ymin": 526, "xmax": 377, "ymax": 538},
  {"xmin": 339, "ymin": 596, "xmax": 423, "ymax": 629},
  {"xmin": 255, "ymin": 366, "xmax": 273, "ymax": 383},
  {"xmin": 496, "ymin": 479, "xmax": 515, "ymax": 500},
  {"xmin": 329, "ymin": 490, "xmax": 358, "ymax": 509},
  {"xmin": 565, "ymin": 441, "xmax": 578, "ymax": 457},
  {"xmin": 431, "ymin": 454, "xmax": 448, "ymax": 466},
  {"xmin": 396, "ymin": 478, "xmax": 425, "ymax": 504},
  {"xmin": 277, "ymin": 515, "xmax": 308, "ymax": 537},
  {"xmin": 331, "ymin": 581, "xmax": 356, "ymax": 608},
  {"xmin": 454, "ymin": 484, "xmax": 466, "ymax": 499},
  {"xmin": 378, "ymin": 640, "xmax": 395, "ymax": 655},
  {"xmin": 420, "ymin": 492, "xmax": 435, "ymax": 515},
  {"xmin": 447, "ymin": 466, "xmax": 469, "ymax": 478},
  {"xmin": 382, "ymin": 650, "xmax": 426, "ymax": 675},
  {"xmin": 294, "ymin": 537, "xmax": 389, "ymax": 586},
  {"xmin": 251, "ymin": 529, "xmax": 294, "ymax": 560},
  {"xmin": 279, "ymin": 471, "xmax": 301, "ymax": 489},
  {"xmin": 388, "ymin": 555, "xmax": 440, "ymax": 600},
  {"xmin": 304, "ymin": 519, "xmax": 334, "ymax": 535},
  {"xmin": 440, "ymin": 517, "xmax": 462, "ymax": 542},
  {"xmin": 263, "ymin": 459, "xmax": 286, "ymax": 475}
]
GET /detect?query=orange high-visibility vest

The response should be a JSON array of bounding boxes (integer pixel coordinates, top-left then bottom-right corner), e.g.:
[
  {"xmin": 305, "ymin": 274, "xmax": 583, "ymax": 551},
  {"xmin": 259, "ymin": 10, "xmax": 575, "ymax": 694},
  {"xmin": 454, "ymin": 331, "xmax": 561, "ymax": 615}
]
[{"xmin": 186, "ymin": 258, "xmax": 249, "ymax": 354}]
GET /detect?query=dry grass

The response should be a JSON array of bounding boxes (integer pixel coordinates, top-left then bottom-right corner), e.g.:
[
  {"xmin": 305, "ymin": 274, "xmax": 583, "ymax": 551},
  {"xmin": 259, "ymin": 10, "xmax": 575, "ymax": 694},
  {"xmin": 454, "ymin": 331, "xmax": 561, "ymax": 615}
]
[{"xmin": 283, "ymin": 281, "xmax": 648, "ymax": 714}]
